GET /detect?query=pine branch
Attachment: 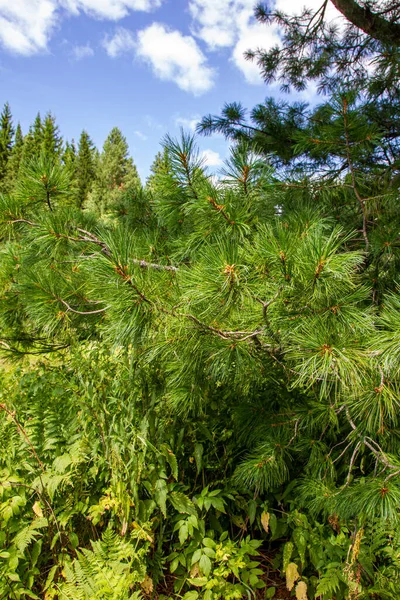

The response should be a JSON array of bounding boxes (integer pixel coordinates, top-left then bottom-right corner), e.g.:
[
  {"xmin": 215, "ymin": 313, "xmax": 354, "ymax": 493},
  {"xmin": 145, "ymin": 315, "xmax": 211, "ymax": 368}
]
[
  {"xmin": 7, "ymin": 217, "xmax": 180, "ymax": 272},
  {"xmin": 76, "ymin": 227, "xmax": 111, "ymax": 257},
  {"xmin": 207, "ymin": 196, "xmax": 235, "ymax": 225}
]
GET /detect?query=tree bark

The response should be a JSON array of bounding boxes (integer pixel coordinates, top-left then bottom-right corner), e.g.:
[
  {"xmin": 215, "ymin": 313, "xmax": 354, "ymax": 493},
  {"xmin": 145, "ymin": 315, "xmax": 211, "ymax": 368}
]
[{"xmin": 330, "ymin": 0, "xmax": 400, "ymax": 46}]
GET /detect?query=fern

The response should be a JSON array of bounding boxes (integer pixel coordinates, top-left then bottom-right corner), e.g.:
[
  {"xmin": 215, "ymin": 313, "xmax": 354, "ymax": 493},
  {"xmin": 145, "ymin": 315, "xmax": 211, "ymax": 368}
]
[{"xmin": 54, "ymin": 529, "xmax": 146, "ymax": 600}]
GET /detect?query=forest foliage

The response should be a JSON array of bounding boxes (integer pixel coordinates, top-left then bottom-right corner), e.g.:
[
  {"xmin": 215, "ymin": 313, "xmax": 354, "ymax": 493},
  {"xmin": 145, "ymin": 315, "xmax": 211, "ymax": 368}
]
[{"xmin": 1, "ymin": 1, "xmax": 400, "ymax": 599}]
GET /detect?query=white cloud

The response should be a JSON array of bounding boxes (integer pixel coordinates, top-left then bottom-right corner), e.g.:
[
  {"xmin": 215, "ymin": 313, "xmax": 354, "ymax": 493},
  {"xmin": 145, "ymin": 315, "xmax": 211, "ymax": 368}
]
[
  {"xmin": 102, "ymin": 26, "xmax": 135, "ymax": 57},
  {"xmin": 61, "ymin": 0, "xmax": 162, "ymax": 20},
  {"xmin": 134, "ymin": 130, "xmax": 148, "ymax": 140},
  {"xmin": 144, "ymin": 115, "xmax": 163, "ymax": 130},
  {"xmin": 189, "ymin": 0, "xmax": 342, "ymax": 84},
  {"xmin": 188, "ymin": 0, "xmax": 279, "ymax": 83},
  {"xmin": 232, "ymin": 22, "xmax": 280, "ymax": 84},
  {"xmin": 174, "ymin": 115, "xmax": 201, "ymax": 132},
  {"xmin": 275, "ymin": 0, "xmax": 340, "ymax": 20},
  {"xmin": 189, "ymin": 0, "xmax": 255, "ymax": 50},
  {"xmin": 0, "ymin": 0, "xmax": 162, "ymax": 55},
  {"xmin": 136, "ymin": 23, "xmax": 215, "ymax": 95},
  {"xmin": 0, "ymin": 0, "xmax": 57, "ymax": 55},
  {"xmin": 201, "ymin": 149, "xmax": 223, "ymax": 168},
  {"xmin": 71, "ymin": 42, "xmax": 94, "ymax": 60}
]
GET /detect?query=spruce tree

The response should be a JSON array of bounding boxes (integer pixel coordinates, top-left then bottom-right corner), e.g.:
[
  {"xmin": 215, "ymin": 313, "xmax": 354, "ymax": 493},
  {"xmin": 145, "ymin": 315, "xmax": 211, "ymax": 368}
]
[
  {"xmin": 146, "ymin": 148, "xmax": 171, "ymax": 193},
  {"xmin": 89, "ymin": 127, "xmax": 140, "ymax": 214},
  {"xmin": 21, "ymin": 113, "xmax": 43, "ymax": 166},
  {"xmin": 0, "ymin": 102, "xmax": 14, "ymax": 187},
  {"xmin": 41, "ymin": 112, "xmax": 63, "ymax": 159},
  {"xmin": 62, "ymin": 140, "xmax": 77, "ymax": 175},
  {"xmin": 75, "ymin": 130, "xmax": 96, "ymax": 209},
  {"xmin": 32, "ymin": 112, "xmax": 43, "ymax": 155}
]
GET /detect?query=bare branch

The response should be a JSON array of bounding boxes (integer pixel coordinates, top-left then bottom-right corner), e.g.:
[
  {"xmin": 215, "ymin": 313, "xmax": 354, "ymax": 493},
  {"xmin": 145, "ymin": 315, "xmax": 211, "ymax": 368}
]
[
  {"xmin": 330, "ymin": 0, "xmax": 400, "ymax": 47},
  {"xmin": 57, "ymin": 298, "xmax": 108, "ymax": 316}
]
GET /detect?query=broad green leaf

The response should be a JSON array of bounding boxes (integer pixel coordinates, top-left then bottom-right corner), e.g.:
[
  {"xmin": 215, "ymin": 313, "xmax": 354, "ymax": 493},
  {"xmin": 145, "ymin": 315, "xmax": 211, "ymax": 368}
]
[
  {"xmin": 293, "ymin": 528, "xmax": 307, "ymax": 566},
  {"xmin": 210, "ymin": 497, "xmax": 226, "ymax": 513},
  {"xmin": 283, "ymin": 541, "xmax": 293, "ymax": 572},
  {"xmin": 44, "ymin": 565, "xmax": 58, "ymax": 591},
  {"xmin": 170, "ymin": 557, "xmax": 179, "ymax": 573},
  {"xmin": 199, "ymin": 553, "xmax": 212, "ymax": 576},
  {"xmin": 248, "ymin": 499, "xmax": 257, "ymax": 525},
  {"xmin": 269, "ymin": 513, "xmax": 278, "ymax": 537},
  {"xmin": 179, "ymin": 523, "xmax": 189, "ymax": 545},
  {"xmin": 155, "ymin": 479, "xmax": 168, "ymax": 517},
  {"xmin": 183, "ymin": 592, "xmax": 199, "ymax": 600},
  {"xmin": 191, "ymin": 549, "xmax": 202, "ymax": 565},
  {"xmin": 194, "ymin": 443, "xmax": 203, "ymax": 475},
  {"xmin": 187, "ymin": 577, "xmax": 208, "ymax": 587},
  {"xmin": 170, "ymin": 491, "xmax": 197, "ymax": 516},
  {"xmin": 161, "ymin": 444, "xmax": 178, "ymax": 480}
]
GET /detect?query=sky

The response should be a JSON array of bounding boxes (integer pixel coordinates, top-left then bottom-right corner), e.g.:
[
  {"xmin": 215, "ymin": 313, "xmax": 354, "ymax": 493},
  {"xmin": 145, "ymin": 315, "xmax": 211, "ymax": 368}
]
[{"xmin": 0, "ymin": 0, "xmax": 340, "ymax": 180}]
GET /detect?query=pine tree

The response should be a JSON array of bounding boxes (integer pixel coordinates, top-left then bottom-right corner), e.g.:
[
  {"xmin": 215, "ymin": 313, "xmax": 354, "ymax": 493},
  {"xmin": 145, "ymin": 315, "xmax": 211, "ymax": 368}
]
[
  {"xmin": 146, "ymin": 148, "xmax": 171, "ymax": 193},
  {"xmin": 88, "ymin": 127, "xmax": 140, "ymax": 214},
  {"xmin": 3, "ymin": 89, "xmax": 400, "ymax": 598},
  {"xmin": 41, "ymin": 112, "xmax": 63, "ymax": 159},
  {"xmin": 75, "ymin": 130, "xmax": 96, "ymax": 209},
  {"xmin": 0, "ymin": 102, "xmax": 14, "ymax": 187},
  {"xmin": 2, "ymin": 131, "xmax": 400, "ymax": 598},
  {"xmin": 250, "ymin": 1, "xmax": 400, "ymax": 92},
  {"xmin": 32, "ymin": 113, "xmax": 43, "ymax": 155},
  {"xmin": 199, "ymin": 3, "xmax": 400, "ymax": 172},
  {"xmin": 62, "ymin": 140, "xmax": 77, "ymax": 170},
  {"xmin": 61, "ymin": 140, "xmax": 78, "ymax": 204},
  {"xmin": 21, "ymin": 113, "xmax": 43, "ymax": 166}
]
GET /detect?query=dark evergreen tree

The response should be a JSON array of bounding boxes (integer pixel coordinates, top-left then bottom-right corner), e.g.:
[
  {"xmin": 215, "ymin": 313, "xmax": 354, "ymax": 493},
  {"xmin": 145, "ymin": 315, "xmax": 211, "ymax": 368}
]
[{"xmin": 0, "ymin": 102, "xmax": 14, "ymax": 187}]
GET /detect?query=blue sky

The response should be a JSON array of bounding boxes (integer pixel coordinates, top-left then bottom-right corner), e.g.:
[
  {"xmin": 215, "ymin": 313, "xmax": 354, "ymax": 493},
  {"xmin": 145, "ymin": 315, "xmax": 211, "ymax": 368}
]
[{"xmin": 0, "ymin": 0, "xmax": 331, "ymax": 180}]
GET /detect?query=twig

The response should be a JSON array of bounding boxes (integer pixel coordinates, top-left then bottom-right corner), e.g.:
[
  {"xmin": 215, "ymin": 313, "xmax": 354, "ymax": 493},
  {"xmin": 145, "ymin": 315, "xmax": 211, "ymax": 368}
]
[
  {"xmin": 132, "ymin": 259, "xmax": 178, "ymax": 272},
  {"xmin": 346, "ymin": 441, "xmax": 361, "ymax": 485},
  {"xmin": 57, "ymin": 298, "xmax": 108, "ymax": 316},
  {"xmin": 0, "ymin": 403, "xmax": 45, "ymax": 470},
  {"xmin": 8, "ymin": 218, "xmax": 38, "ymax": 226}
]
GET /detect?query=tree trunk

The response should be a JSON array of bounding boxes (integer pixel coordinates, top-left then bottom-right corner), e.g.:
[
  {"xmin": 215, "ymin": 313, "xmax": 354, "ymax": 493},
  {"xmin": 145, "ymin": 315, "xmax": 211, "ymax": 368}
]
[{"xmin": 330, "ymin": 0, "xmax": 400, "ymax": 46}]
